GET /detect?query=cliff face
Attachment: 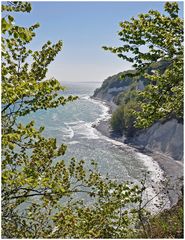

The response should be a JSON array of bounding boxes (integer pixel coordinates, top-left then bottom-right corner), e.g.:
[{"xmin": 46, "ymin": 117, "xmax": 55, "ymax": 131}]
[
  {"xmin": 93, "ymin": 61, "xmax": 170, "ymax": 102},
  {"xmin": 93, "ymin": 71, "xmax": 134, "ymax": 101},
  {"xmin": 131, "ymin": 119, "xmax": 183, "ymax": 161},
  {"xmin": 93, "ymin": 63, "xmax": 183, "ymax": 161}
]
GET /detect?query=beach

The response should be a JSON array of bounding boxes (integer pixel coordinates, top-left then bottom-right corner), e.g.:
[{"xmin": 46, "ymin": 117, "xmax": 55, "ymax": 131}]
[{"xmin": 93, "ymin": 99, "xmax": 183, "ymax": 206}]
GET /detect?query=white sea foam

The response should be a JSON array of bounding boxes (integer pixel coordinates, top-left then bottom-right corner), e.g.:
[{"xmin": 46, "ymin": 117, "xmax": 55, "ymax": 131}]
[
  {"xmin": 90, "ymin": 98, "xmax": 111, "ymax": 122},
  {"xmin": 80, "ymin": 95, "xmax": 90, "ymax": 100},
  {"xmin": 67, "ymin": 120, "xmax": 85, "ymax": 125},
  {"xmin": 61, "ymin": 98, "xmax": 111, "ymax": 141},
  {"xmin": 89, "ymin": 98, "xmax": 170, "ymax": 212},
  {"xmin": 52, "ymin": 92, "xmax": 169, "ymax": 212},
  {"xmin": 51, "ymin": 113, "xmax": 58, "ymax": 121},
  {"xmin": 63, "ymin": 120, "xmax": 100, "ymax": 140},
  {"xmin": 94, "ymin": 126, "xmax": 170, "ymax": 212},
  {"xmin": 62, "ymin": 123, "xmax": 74, "ymax": 139},
  {"xmin": 68, "ymin": 141, "xmax": 79, "ymax": 145},
  {"xmin": 81, "ymin": 96, "xmax": 111, "ymax": 122},
  {"xmin": 136, "ymin": 152, "xmax": 170, "ymax": 212},
  {"xmin": 73, "ymin": 122, "xmax": 100, "ymax": 140},
  {"xmin": 136, "ymin": 152, "xmax": 164, "ymax": 183}
]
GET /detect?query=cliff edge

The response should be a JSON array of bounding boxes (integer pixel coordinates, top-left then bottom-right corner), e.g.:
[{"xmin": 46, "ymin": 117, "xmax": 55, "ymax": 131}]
[{"xmin": 93, "ymin": 63, "xmax": 183, "ymax": 161}]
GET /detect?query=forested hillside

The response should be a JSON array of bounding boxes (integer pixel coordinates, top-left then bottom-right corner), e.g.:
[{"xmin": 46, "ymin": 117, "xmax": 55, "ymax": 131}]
[
  {"xmin": 94, "ymin": 0, "xmax": 183, "ymax": 160},
  {"xmin": 93, "ymin": 60, "xmax": 183, "ymax": 160},
  {"xmin": 2, "ymin": 1, "xmax": 183, "ymax": 238}
]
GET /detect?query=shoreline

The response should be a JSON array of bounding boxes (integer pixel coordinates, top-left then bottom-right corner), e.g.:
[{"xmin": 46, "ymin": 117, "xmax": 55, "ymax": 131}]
[{"xmin": 92, "ymin": 97, "xmax": 183, "ymax": 207}]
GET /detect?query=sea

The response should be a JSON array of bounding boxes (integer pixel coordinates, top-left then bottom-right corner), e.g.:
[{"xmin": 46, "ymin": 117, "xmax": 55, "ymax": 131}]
[{"xmin": 20, "ymin": 81, "xmax": 170, "ymax": 212}]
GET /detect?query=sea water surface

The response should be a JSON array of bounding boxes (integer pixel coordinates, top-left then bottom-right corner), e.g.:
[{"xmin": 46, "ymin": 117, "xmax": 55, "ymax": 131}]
[{"xmin": 20, "ymin": 82, "xmax": 170, "ymax": 212}]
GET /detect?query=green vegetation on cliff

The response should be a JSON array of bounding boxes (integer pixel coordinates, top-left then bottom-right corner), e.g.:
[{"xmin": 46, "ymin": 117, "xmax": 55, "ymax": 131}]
[
  {"xmin": 104, "ymin": 2, "xmax": 183, "ymax": 128},
  {"xmin": 2, "ymin": 1, "xmax": 183, "ymax": 238},
  {"xmin": 94, "ymin": 60, "xmax": 171, "ymax": 136},
  {"xmin": 93, "ymin": 70, "xmax": 135, "ymax": 100},
  {"xmin": 111, "ymin": 91, "xmax": 139, "ymax": 137},
  {"xmin": 136, "ymin": 199, "xmax": 183, "ymax": 238},
  {"xmin": 1, "ymin": 2, "xmax": 151, "ymax": 238}
]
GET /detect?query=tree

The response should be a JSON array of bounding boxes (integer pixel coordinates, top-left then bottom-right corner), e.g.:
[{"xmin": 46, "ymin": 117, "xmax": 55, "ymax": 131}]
[
  {"xmin": 2, "ymin": 2, "xmax": 143, "ymax": 238},
  {"xmin": 103, "ymin": 2, "xmax": 183, "ymax": 128}
]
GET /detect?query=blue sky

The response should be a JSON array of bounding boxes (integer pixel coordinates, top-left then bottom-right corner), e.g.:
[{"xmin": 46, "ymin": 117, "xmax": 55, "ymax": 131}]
[{"xmin": 8, "ymin": 1, "xmax": 184, "ymax": 83}]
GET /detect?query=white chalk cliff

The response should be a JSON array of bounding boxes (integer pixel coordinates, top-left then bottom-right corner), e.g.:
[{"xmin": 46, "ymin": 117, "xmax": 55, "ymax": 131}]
[{"xmin": 132, "ymin": 119, "xmax": 183, "ymax": 161}]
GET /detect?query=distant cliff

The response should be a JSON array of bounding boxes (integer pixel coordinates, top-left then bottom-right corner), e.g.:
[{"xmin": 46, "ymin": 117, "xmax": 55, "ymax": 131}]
[
  {"xmin": 93, "ymin": 61, "xmax": 183, "ymax": 161},
  {"xmin": 93, "ymin": 61, "xmax": 169, "ymax": 103},
  {"xmin": 93, "ymin": 70, "xmax": 134, "ymax": 101}
]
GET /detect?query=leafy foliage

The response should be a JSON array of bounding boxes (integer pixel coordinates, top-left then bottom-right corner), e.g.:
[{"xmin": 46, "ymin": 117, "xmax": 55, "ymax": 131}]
[
  {"xmin": 111, "ymin": 105, "xmax": 125, "ymax": 133},
  {"xmin": 2, "ymin": 2, "xmax": 77, "ymax": 126},
  {"xmin": 2, "ymin": 2, "xmax": 183, "ymax": 238},
  {"xmin": 136, "ymin": 199, "xmax": 183, "ymax": 238},
  {"xmin": 1, "ymin": 2, "xmax": 144, "ymax": 238},
  {"xmin": 110, "ymin": 60, "xmax": 171, "ymax": 135},
  {"xmin": 103, "ymin": 2, "xmax": 183, "ymax": 127},
  {"xmin": 111, "ymin": 91, "xmax": 139, "ymax": 137}
]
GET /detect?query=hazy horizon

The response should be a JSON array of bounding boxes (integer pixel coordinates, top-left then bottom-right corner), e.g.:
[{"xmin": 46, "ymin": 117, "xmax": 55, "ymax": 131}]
[{"xmin": 11, "ymin": 1, "xmax": 183, "ymax": 83}]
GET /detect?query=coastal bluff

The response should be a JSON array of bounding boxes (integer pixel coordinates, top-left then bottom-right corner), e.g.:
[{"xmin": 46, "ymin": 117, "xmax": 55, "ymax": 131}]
[
  {"xmin": 130, "ymin": 118, "xmax": 183, "ymax": 161},
  {"xmin": 93, "ymin": 67, "xmax": 183, "ymax": 161}
]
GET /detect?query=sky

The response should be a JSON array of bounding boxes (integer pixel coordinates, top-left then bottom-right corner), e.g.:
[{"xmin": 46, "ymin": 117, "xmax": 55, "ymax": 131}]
[{"xmin": 8, "ymin": 1, "xmax": 184, "ymax": 83}]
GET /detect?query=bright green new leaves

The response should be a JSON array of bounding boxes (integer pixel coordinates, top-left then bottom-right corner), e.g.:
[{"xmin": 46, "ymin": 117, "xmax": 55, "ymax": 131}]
[
  {"xmin": 51, "ymin": 181, "xmax": 141, "ymax": 238},
  {"xmin": 111, "ymin": 98, "xmax": 139, "ymax": 136},
  {"xmin": 103, "ymin": 2, "xmax": 183, "ymax": 127},
  {"xmin": 2, "ymin": 1, "xmax": 32, "ymax": 12},
  {"xmin": 2, "ymin": 152, "xmax": 142, "ymax": 238},
  {"xmin": 2, "ymin": 2, "xmax": 144, "ymax": 238},
  {"xmin": 135, "ymin": 58, "xmax": 183, "ymax": 127},
  {"xmin": 2, "ymin": 2, "xmax": 77, "ymax": 237},
  {"xmin": 1, "ymin": 2, "xmax": 77, "ymax": 126},
  {"xmin": 2, "ymin": 118, "xmax": 142, "ymax": 238}
]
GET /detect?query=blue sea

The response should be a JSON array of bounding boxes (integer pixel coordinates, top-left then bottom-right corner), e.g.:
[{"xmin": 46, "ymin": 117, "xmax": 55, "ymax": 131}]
[{"xmin": 20, "ymin": 82, "xmax": 170, "ymax": 212}]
